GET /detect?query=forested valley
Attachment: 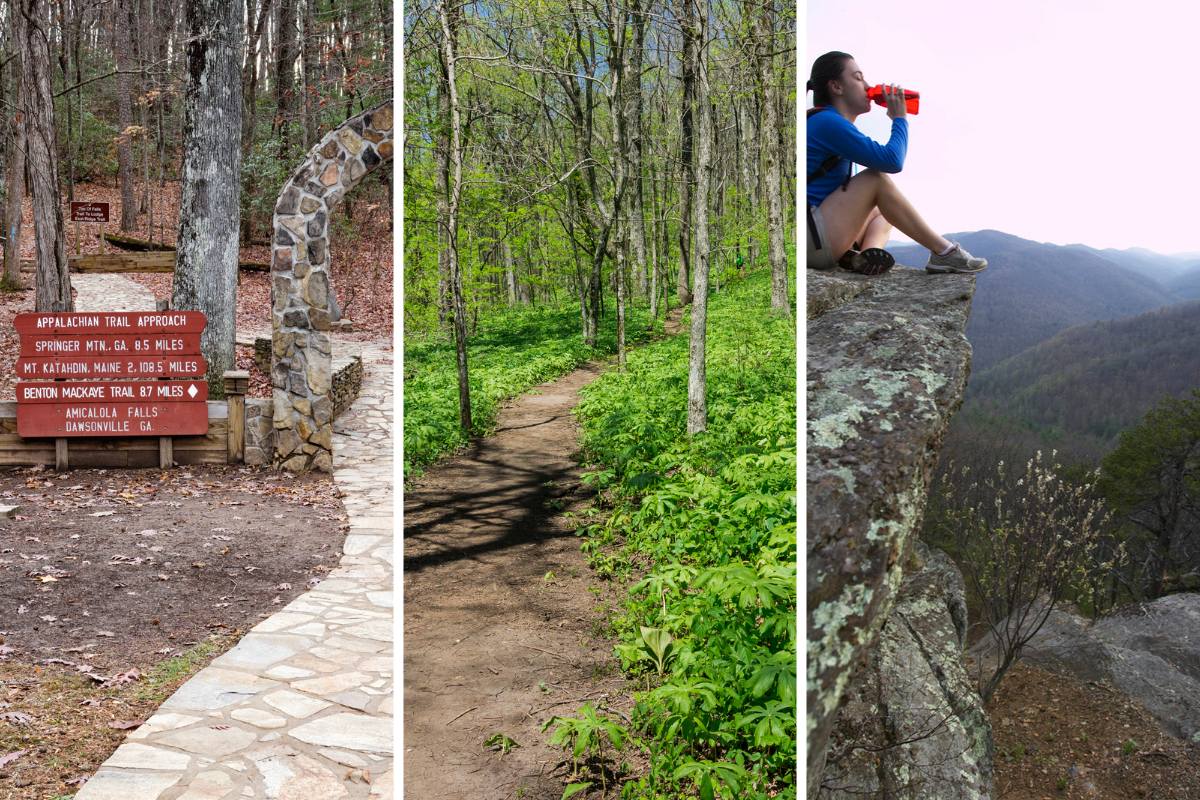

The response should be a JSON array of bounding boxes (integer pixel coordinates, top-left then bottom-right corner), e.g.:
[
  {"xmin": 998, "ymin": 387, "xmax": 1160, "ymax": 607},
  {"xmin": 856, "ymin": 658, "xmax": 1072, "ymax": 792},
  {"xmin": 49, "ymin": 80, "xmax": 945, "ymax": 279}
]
[{"xmin": 403, "ymin": 0, "xmax": 797, "ymax": 796}]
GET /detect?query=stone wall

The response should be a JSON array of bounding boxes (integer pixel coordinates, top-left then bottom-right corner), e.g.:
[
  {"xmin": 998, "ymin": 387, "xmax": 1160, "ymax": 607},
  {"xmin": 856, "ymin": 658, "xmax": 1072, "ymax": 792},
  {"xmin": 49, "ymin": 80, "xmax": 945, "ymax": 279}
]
[
  {"xmin": 807, "ymin": 268, "xmax": 983, "ymax": 796},
  {"xmin": 243, "ymin": 355, "xmax": 364, "ymax": 467},
  {"xmin": 245, "ymin": 398, "xmax": 274, "ymax": 467},
  {"xmin": 270, "ymin": 101, "xmax": 393, "ymax": 472}
]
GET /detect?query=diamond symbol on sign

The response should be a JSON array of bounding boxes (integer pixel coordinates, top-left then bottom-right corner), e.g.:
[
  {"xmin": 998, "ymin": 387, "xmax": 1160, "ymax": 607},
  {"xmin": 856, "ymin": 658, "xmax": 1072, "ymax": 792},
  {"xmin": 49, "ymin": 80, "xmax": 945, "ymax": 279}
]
[{"xmin": 187, "ymin": 384, "xmax": 198, "ymax": 398}]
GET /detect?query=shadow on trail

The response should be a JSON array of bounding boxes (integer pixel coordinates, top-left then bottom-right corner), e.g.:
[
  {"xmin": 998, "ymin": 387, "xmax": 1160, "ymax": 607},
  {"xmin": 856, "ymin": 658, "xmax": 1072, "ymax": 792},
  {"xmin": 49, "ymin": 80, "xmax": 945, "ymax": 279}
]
[{"xmin": 403, "ymin": 435, "xmax": 585, "ymax": 574}]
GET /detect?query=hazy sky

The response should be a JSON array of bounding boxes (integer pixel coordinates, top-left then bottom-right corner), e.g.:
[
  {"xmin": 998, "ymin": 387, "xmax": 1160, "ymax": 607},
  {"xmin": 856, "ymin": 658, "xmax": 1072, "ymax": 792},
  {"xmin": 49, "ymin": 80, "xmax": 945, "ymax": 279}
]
[{"xmin": 806, "ymin": 1, "xmax": 1200, "ymax": 254}]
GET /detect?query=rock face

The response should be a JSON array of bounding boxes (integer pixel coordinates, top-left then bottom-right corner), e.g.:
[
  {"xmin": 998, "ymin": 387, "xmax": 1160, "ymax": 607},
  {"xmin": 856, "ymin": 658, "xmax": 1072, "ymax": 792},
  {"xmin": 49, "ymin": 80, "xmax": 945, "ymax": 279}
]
[
  {"xmin": 819, "ymin": 543, "xmax": 994, "ymax": 799},
  {"xmin": 807, "ymin": 268, "xmax": 981, "ymax": 794},
  {"xmin": 973, "ymin": 593, "xmax": 1200, "ymax": 742}
]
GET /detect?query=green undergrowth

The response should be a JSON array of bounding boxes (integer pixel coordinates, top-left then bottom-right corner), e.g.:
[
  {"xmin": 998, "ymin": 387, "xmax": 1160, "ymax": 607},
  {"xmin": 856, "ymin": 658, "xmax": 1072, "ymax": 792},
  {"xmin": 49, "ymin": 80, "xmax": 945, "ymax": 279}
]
[
  {"xmin": 404, "ymin": 302, "xmax": 655, "ymax": 477},
  {"xmin": 569, "ymin": 269, "xmax": 797, "ymax": 799}
]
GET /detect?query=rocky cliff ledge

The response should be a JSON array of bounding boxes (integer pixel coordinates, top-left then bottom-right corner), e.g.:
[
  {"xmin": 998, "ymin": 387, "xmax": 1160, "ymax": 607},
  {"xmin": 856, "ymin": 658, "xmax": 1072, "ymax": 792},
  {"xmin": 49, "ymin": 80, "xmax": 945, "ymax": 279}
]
[{"xmin": 807, "ymin": 268, "xmax": 988, "ymax": 797}]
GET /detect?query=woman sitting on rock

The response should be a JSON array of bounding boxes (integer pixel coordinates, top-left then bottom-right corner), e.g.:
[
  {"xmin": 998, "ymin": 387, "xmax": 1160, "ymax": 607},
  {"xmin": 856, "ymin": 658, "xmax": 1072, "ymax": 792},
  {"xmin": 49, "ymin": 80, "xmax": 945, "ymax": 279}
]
[{"xmin": 806, "ymin": 51, "xmax": 987, "ymax": 276}]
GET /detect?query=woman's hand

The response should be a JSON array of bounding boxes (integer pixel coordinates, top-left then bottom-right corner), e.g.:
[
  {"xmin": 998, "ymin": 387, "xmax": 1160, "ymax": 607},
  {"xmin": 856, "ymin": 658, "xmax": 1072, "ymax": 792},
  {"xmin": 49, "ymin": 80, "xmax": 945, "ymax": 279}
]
[{"xmin": 884, "ymin": 83, "xmax": 907, "ymax": 120}]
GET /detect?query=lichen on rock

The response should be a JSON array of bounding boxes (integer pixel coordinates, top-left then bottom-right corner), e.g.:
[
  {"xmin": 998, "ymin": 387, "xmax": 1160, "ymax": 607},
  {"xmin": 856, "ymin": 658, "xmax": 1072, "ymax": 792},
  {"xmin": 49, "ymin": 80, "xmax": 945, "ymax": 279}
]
[{"xmin": 807, "ymin": 268, "xmax": 982, "ymax": 795}]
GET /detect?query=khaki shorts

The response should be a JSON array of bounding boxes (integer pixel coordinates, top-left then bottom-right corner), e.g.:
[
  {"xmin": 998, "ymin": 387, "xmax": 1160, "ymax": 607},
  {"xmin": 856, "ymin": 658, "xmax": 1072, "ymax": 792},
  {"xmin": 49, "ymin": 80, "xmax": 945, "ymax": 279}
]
[{"xmin": 806, "ymin": 204, "xmax": 836, "ymax": 271}]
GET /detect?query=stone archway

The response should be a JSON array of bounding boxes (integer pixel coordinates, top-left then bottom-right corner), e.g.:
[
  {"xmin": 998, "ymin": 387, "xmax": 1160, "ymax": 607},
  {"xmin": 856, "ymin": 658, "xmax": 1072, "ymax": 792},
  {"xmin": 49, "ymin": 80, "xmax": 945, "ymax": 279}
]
[{"xmin": 271, "ymin": 102, "xmax": 393, "ymax": 471}]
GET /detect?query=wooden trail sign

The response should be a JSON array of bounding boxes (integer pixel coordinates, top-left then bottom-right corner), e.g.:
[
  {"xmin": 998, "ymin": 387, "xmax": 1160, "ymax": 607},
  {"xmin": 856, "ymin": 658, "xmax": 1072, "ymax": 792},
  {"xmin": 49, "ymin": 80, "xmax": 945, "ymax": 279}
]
[
  {"xmin": 18, "ymin": 397, "xmax": 210, "ymax": 437},
  {"xmin": 69, "ymin": 202, "xmax": 110, "ymax": 222},
  {"xmin": 15, "ymin": 355, "xmax": 207, "ymax": 380},
  {"xmin": 15, "ymin": 312, "xmax": 209, "ymax": 439},
  {"xmin": 20, "ymin": 333, "xmax": 201, "ymax": 358},
  {"xmin": 15, "ymin": 311, "xmax": 206, "ymax": 335}
]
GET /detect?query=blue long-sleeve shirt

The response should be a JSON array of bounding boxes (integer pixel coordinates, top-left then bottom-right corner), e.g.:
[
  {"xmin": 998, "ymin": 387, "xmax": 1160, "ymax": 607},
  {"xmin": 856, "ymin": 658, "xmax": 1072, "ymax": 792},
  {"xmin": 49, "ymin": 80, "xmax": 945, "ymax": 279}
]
[{"xmin": 807, "ymin": 109, "xmax": 908, "ymax": 207}]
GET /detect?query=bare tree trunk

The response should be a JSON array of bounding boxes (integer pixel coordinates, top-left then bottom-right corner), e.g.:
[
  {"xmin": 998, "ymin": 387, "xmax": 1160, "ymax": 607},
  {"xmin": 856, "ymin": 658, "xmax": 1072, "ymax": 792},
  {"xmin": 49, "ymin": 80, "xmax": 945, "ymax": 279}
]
[
  {"xmin": 626, "ymin": 0, "xmax": 647, "ymax": 303},
  {"xmin": 438, "ymin": 0, "xmax": 471, "ymax": 433},
  {"xmin": 56, "ymin": 0, "xmax": 73, "ymax": 203},
  {"xmin": 274, "ymin": 0, "xmax": 297, "ymax": 149},
  {"xmin": 608, "ymin": 0, "xmax": 627, "ymax": 368},
  {"xmin": 113, "ymin": 0, "xmax": 137, "ymax": 230},
  {"xmin": 173, "ymin": 0, "xmax": 242, "ymax": 393},
  {"xmin": 756, "ymin": 0, "xmax": 789, "ymax": 318},
  {"xmin": 301, "ymin": 0, "xmax": 317, "ymax": 147},
  {"xmin": 3, "ymin": 46, "xmax": 26, "ymax": 288},
  {"xmin": 648, "ymin": 161, "xmax": 659, "ymax": 324},
  {"xmin": 676, "ymin": 0, "xmax": 695, "ymax": 307},
  {"xmin": 19, "ymin": 0, "xmax": 71, "ymax": 311},
  {"xmin": 738, "ymin": 98, "xmax": 757, "ymax": 269},
  {"xmin": 685, "ymin": 0, "xmax": 710, "ymax": 435},
  {"xmin": 243, "ymin": 0, "xmax": 273, "ymax": 156},
  {"xmin": 503, "ymin": 236, "xmax": 517, "ymax": 306}
]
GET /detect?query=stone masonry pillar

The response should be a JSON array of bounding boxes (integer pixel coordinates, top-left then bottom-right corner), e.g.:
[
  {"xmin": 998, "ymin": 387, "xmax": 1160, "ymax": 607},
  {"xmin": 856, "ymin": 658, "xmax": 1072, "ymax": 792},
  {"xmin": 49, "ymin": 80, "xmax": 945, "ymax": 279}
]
[{"xmin": 270, "ymin": 102, "xmax": 393, "ymax": 471}]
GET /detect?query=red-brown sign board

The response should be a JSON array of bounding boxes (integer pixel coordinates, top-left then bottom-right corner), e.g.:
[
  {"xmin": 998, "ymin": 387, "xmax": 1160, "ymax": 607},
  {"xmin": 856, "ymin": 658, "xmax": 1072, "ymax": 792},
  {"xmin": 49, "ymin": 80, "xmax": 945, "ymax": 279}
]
[
  {"xmin": 15, "ymin": 312, "xmax": 206, "ymax": 335},
  {"xmin": 17, "ymin": 380, "xmax": 208, "ymax": 404},
  {"xmin": 20, "ymin": 333, "xmax": 201, "ymax": 358},
  {"xmin": 15, "ymin": 311, "xmax": 210, "ymax": 439},
  {"xmin": 15, "ymin": 355, "xmax": 208, "ymax": 380},
  {"xmin": 69, "ymin": 202, "xmax": 110, "ymax": 223},
  {"xmin": 18, "ymin": 401, "xmax": 209, "ymax": 437}
]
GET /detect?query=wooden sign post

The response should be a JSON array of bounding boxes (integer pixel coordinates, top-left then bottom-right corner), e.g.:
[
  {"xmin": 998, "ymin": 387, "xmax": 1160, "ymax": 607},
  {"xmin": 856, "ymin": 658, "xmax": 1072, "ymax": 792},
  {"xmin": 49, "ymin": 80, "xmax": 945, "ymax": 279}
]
[
  {"xmin": 15, "ymin": 311, "xmax": 208, "ymax": 469},
  {"xmin": 69, "ymin": 202, "xmax": 110, "ymax": 255}
]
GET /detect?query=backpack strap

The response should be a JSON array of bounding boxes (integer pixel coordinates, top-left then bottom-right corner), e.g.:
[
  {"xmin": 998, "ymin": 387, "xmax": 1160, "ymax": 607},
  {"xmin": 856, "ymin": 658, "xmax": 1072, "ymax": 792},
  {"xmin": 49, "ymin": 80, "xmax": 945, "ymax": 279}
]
[
  {"xmin": 806, "ymin": 106, "xmax": 849, "ymax": 187},
  {"xmin": 808, "ymin": 154, "xmax": 841, "ymax": 183}
]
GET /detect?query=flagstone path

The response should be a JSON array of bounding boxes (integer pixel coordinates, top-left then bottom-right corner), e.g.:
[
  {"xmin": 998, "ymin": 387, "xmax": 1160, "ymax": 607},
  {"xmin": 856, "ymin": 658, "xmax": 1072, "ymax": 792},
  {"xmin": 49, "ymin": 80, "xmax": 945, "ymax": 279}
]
[{"xmin": 71, "ymin": 274, "xmax": 395, "ymax": 799}]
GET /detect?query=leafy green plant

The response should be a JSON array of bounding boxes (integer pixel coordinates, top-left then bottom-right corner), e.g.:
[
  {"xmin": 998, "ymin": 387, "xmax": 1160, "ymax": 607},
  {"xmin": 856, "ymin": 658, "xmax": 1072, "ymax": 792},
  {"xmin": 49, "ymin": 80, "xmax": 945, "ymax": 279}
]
[
  {"xmin": 561, "ymin": 782, "xmax": 592, "ymax": 800},
  {"xmin": 572, "ymin": 270, "xmax": 797, "ymax": 798},
  {"xmin": 484, "ymin": 732, "xmax": 520, "ymax": 756},
  {"xmin": 637, "ymin": 626, "xmax": 673, "ymax": 674},
  {"xmin": 672, "ymin": 759, "xmax": 749, "ymax": 800},
  {"xmin": 542, "ymin": 703, "xmax": 627, "ymax": 791}
]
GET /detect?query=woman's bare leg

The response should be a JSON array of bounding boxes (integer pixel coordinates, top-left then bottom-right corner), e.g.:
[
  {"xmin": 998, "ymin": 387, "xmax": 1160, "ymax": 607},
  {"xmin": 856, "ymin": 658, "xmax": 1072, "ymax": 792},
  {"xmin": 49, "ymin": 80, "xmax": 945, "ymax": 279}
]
[
  {"xmin": 858, "ymin": 208, "xmax": 892, "ymax": 250},
  {"xmin": 819, "ymin": 170, "xmax": 950, "ymax": 258}
]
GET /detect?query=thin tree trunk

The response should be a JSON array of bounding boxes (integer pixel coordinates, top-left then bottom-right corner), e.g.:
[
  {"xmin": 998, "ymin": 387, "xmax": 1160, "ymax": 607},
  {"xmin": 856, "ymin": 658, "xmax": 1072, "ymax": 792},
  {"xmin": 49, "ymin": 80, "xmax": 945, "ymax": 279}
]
[
  {"xmin": 739, "ymin": 98, "xmax": 757, "ymax": 269},
  {"xmin": 114, "ymin": 0, "xmax": 137, "ymax": 230},
  {"xmin": 57, "ymin": 0, "xmax": 74, "ymax": 203},
  {"xmin": 648, "ymin": 161, "xmax": 659, "ymax": 324},
  {"xmin": 274, "ymin": 0, "xmax": 297, "ymax": 148},
  {"xmin": 503, "ymin": 236, "xmax": 517, "ymax": 306},
  {"xmin": 756, "ymin": 0, "xmax": 789, "ymax": 318},
  {"xmin": 2, "ymin": 58, "xmax": 25, "ymax": 287},
  {"xmin": 172, "ymin": 0, "xmax": 243, "ymax": 393},
  {"xmin": 19, "ymin": 0, "xmax": 71, "ymax": 311},
  {"xmin": 676, "ymin": 0, "xmax": 695, "ymax": 307},
  {"xmin": 438, "ymin": 0, "xmax": 471, "ymax": 433},
  {"xmin": 243, "ymin": 0, "xmax": 273, "ymax": 157},
  {"xmin": 685, "ymin": 0, "xmax": 710, "ymax": 434},
  {"xmin": 608, "ymin": 0, "xmax": 627, "ymax": 368},
  {"xmin": 301, "ymin": 0, "xmax": 317, "ymax": 147},
  {"xmin": 626, "ymin": 0, "xmax": 647, "ymax": 303}
]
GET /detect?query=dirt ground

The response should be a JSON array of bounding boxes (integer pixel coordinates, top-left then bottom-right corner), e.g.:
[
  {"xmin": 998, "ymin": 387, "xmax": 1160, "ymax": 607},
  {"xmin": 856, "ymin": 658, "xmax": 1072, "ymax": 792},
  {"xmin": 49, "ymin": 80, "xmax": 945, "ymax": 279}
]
[
  {"xmin": 404, "ymin": 363, "xmax": 636, "ymax": 800},
  {"xmin": 990, "ymin": 662, "xmax": 1200, "ymax": 799},
  {"xmin": 0, "ymin": 464, "xmax": 348, "ymax": 797}
]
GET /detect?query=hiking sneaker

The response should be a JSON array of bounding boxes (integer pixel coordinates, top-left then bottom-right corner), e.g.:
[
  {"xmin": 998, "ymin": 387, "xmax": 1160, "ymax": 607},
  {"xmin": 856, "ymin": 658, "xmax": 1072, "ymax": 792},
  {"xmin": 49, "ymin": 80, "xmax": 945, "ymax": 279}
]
[
  {"xmin": 925, "ymin": 241, "xmax": 988, "ymax": 274},
  {"xmin": 838, "ymin": 247, "xmax": 895, "ymax": 276}
]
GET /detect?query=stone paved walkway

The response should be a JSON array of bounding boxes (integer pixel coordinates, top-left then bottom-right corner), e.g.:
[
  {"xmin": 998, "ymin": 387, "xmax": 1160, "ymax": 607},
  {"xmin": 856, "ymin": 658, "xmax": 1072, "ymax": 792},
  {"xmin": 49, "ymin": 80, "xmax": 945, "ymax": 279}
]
[
  {"xmin": 73, "ymin": 273, "xmax": 158, "ymax": 312},
  {"xmin": 73, "ymin": 275, "xmax": 395, "ymax": 799}
]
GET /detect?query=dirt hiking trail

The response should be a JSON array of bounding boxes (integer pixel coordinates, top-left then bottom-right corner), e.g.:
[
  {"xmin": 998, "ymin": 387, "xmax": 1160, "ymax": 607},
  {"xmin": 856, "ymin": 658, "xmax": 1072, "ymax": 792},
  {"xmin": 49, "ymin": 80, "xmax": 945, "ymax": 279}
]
[{"xmin": 403, "ymin": 362, "xmax": 632, "ymax": 799}]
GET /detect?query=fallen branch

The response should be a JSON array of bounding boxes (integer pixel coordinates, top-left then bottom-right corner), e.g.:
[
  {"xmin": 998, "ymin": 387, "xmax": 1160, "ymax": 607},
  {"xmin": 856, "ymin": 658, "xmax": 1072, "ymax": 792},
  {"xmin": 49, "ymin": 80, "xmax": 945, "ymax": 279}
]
[{"xmin": 446, "ymin": 706, "xmax": 477, "ymax": 725}]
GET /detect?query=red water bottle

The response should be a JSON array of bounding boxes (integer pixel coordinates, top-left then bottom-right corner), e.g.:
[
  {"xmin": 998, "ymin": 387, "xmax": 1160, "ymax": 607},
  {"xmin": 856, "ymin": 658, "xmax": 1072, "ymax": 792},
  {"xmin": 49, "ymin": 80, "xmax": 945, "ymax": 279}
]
[{"xmin": 866, "ymin": 84, "xmax": 920, "ymax": 115}]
